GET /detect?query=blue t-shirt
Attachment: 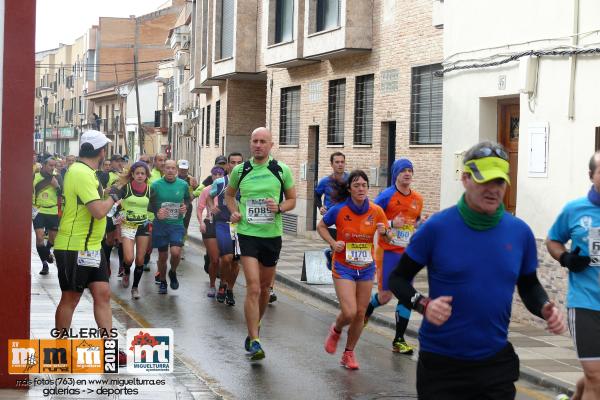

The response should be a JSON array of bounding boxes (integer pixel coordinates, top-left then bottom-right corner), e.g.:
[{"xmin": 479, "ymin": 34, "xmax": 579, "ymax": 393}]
[
  {"xmin": 315, "ymin": 173, "xmax": 349, "ymax": 210},
  {"xmin": 547, "ymin": 196, "xmax": 600, "ymax": 311},
  {"xmin": 406, "ymin": 206, "xmax": 538, "ymax": 360}
]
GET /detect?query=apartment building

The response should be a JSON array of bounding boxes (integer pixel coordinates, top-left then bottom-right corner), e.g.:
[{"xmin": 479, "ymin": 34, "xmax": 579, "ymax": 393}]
[
  {"xmin": 33, "ymin": 1, "xmax": 183, "ymax": 156},
  {"xmin": 168, "ymin": 0, "xmax": 443, "ymax": 234},
  {"xmin": 265, "ymin": 0, "xmax": 444, "ymax": 234},
  {"xmin": 188, "ymin": 0, "xmax": 268, "ymax": 179}
]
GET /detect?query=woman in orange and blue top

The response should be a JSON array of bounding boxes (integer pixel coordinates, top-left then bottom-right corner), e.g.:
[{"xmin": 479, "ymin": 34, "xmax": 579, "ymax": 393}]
[{"xmin": 317, "ymin": 170, "xmax": 392, "ymax": 370}]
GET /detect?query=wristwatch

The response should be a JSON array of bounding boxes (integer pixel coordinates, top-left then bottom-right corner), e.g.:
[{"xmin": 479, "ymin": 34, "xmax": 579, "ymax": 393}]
[{"xmin": 109, "ymin": 193, "xmax": 120, "ymax": 203}]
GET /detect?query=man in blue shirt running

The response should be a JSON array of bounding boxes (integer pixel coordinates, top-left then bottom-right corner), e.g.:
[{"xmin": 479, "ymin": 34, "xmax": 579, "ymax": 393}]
[
  {"xmin": 389, "ymin": 141, "xmax": 566, "ymax": 400},
  {"xmin": 547, "ymin": 150, "xmax": 600, "ymax": 400}
]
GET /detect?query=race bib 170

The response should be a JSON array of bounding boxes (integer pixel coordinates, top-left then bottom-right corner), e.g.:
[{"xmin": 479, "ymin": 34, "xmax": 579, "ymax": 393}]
[{"xmin": 345, "ymin": 243, "xmax": 373, "ymax": 266}]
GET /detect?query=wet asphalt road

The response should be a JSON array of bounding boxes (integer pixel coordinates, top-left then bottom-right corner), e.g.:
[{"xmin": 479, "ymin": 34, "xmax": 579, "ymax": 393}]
[{"xmin": 108, "ymin": 244, "xmax": 561, "ymax": 400}]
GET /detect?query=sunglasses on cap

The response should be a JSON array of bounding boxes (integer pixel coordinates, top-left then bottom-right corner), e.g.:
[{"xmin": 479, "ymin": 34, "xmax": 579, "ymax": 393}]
[{"xmin": 471, "ymin": 146, "xmax": 509, "ymax": 161}]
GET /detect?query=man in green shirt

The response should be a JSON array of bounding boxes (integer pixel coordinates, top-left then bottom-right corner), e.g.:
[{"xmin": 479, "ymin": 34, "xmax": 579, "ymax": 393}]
[
  {"xmin": 33, "ymin": 156, "xmax": 61, "ymax": 275},
  {"xmin": 149, "ymin": 159, "xmax": 191, "ymax": 294},
  {"xmin": 53, "ymin": 130, "xmax": 125, "ymax": 363},
  {"xmin": 149, "ymin": 153, "xmax": 166, "ymax": 184},
  {"xmin": 225, "ymin": 127, "xmax": 296, "ymax": 361}
]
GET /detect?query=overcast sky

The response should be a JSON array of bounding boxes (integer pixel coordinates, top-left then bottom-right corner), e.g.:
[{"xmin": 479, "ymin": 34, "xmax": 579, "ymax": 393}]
[{"xmin": 36, "ymin": 0, "xmax": 169, "ymax": 52}]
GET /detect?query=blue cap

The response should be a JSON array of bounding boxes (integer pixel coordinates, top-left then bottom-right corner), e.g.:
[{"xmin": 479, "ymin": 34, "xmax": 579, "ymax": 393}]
[{"xmin": 391, "ymin": 158, "xmax": 414, "ymax": 184}]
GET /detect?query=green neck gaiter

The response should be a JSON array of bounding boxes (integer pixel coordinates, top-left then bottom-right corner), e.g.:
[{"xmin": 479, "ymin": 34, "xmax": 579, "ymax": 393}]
[{"xmin": 457, "ymin": 194, "xmax": 504, "ymax": 230}]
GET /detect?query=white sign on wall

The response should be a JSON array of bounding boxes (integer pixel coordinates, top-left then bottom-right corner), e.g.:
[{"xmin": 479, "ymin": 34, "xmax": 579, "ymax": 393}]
[{"xmin": 528, "ymin": 122, "xmax": 549, "ymax": 177}]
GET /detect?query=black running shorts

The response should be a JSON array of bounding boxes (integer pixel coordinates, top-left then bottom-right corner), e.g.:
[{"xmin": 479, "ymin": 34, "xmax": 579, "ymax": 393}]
[
  {"xmin": 55, "ymin": 249, "xmax": 110, "ymax": 292},
  {"xmin": 33, "ymin": 213, "xmax": 59, "ymax": 231},
  {"xmin": 237, "ymin": 233, "xmax": 282, "ymax": 267},
  {"xmin": 416, "ymin": 343, "xmax": 520, "ymax": 400},
  {"xmin": 202, "ymin": 219, "xmax": 216, "ymax": 239},
  {"xmin": 568, "ymin": 307, "xmax": 600, "ymax": 360}
]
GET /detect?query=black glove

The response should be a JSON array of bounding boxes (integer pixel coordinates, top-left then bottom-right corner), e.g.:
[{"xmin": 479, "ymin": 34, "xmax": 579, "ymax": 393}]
[
  {"xmin": 108, "ymin": 186, "xmax": 122, "ymax": 202},
  {"xmin": 559, "ymin": 247, "xmax": 590, "ymax": 273}
]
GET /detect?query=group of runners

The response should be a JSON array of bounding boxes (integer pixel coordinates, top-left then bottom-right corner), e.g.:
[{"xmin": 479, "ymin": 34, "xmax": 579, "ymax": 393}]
[{"xmin": 33, "ymin": 127, "xmax": 600, "ymax": 399}]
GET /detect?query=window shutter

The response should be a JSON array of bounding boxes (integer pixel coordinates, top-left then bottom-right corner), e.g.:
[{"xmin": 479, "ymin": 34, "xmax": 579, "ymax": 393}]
[{"xmin": 221, "ymin": 0, "xmax": 235, "ymax": 59}]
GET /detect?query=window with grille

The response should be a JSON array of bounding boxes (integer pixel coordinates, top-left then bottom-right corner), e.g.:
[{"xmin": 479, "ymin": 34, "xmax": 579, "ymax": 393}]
[
  {"xmin": 275, "ymin": 0, "xmax": 294, "ymax": 43},
  {"xmin": 220, "ymin": 0, "xmax": 234, "ymax": 59},
  {"xmin": 279, "ymin": 86, "xmax": 300, "ymax": 145},
  {"xmin": 327, "ymin": 78, "xmax": 345, "ymax": 145},
  {"xmin": 353, "ymin": 74, "xmax": 374, "ymax": 145},
  {"xmin": 201, "ymin": 108, "xmax": 205, "ymax": 146},
  {"xmin": 215, "ymin": 101, "xmax": 220, "ymax": 146},
  {"xmin": 410, "ymin": 64, "xmax": 443, "ymax": 145},
  {"xmin": 206, "ymin": 105, "xmax": 211, "ymax": 146},
  {"xmin": 316, "ymin": 0, "xmax": 340, "ymax": 32}
]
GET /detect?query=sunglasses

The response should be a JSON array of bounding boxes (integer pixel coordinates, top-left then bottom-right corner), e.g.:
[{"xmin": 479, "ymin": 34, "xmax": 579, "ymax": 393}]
[{"xmin": 471, "ymin": 146, "xmax": 508, "ymax": 161}]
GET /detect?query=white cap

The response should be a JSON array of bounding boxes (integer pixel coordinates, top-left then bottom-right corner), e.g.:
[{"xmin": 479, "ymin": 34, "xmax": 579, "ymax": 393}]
[
  {"xmin": 80, "ymin": 130, "xmax": 112, "ymax": 150},
  {"xmin": 177, "ymin": 159, "xmax": 189, "ymax": 169}
]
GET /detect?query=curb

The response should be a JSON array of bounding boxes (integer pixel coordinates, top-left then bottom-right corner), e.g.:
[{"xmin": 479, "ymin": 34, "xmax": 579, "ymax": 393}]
[{"xmin": 188, "ymin": 233, "xmax": 574, "ymax": 396}]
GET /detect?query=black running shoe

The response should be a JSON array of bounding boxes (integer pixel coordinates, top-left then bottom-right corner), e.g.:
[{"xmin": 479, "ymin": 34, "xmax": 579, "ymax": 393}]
[
  {"xmin": 269, "ymin": 287, "xmax": 277, "ymax": 303},
  {"xmin": 216, "ymin": 285, "xmax": 226, "ymax": 303},
  {"xmin": 39, "ymin": 261, "xmax": 49, "ymax": 275},
  {"xmin": 168, "ymin": 270, "xmax": 179, "ymax": 290},
  {"xmin": 225, "ymin": 290, "xmax": 235, "ymax": 306}
]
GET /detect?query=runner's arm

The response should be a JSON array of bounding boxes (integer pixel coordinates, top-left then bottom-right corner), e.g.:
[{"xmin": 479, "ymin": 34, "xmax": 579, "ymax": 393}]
[
  {"xmin": 86, "ymin": 198, "xmax": 116, "ymax": 220},
  {"xmin": 388, "ymin": 253, "xmax": 427, "ymax": 312},
  {"xmin": 546, "ymin": 239, "xmax": 567, "ymax": 262},
  {"xmin": 147, "ymin": 188, "xmax": 160, "ymax": 214},
  {"xmin": 225, "ymin": 186, "xmax": 239, "ymax": 215},
  {"xmin": 516, "ymin": 272, "xmax": 549, "ymax": 319},
  {"xmin": 279, "ymin": 186, "xmax": 297, "ymax": 213}
]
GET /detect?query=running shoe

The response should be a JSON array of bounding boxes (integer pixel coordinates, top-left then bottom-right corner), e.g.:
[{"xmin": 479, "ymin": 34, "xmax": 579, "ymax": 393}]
[
  {"xmin": 154, "ymin": 271, "xmax": 161, "ymax": 284},
  {"xmin": 143, "ymin": 264, "xmax": 150, "ymax": 272},
  {"xmin": 39, "ymin": 261, "xmax": 49, "ymax": 276},
  {"xmin": 47, "ymin": 252, "xmax": 54, "ymax": 264},
  {"xmin": 247, "ymin": 340, "xmax": 265, "ymax": 361},
  {"xmin": 269, "ymin": 287, "xmax": 277, "ymax": 303},
  {"xmin": 324, "ymin": 323, "xmax": 341, "ymax": 354},
  {"xmin": 122, "ymin": 274, "xmax": 130, "ymax": 288},
  {"xmin": 207, "ymin": 287, "xmax": 216, "ymax": 298},
  {"xmin": 340, "ymin": 350, "xmax": 359, "ymax": 370},
  {"xmin": 244, "ymin": 336, "xmax": 251, "ymax": 352},
  {"xmin": 216, "ymin": 286, "xmax": 226, "ymax": 303},
  {"xmin": 225, "ymin": 290, "xmax": 235, "ymax": 306},
  {"xmin": 118, "ymin": 349, "xmax": 127, "ymax": 367},
  {"xmin": 392, "ymin": 338, "xmax": 414, "ymax": 355},
  {"xmin": 324, "ymin": 248, "xmax": 333, "ymax": 271},
  {"xmin": 131, "ymin": 288, "xmax": 140, "ymax": 299},
  {"xmin": 168, "ymin": 270, "xmax": 179, "ymax": 290},
  {"xmin": 158, "ymin": 281, "xmax": 168, "ymax": 294}
]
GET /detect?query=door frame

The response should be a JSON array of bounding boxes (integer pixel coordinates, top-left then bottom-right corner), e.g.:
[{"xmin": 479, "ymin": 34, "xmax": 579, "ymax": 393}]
[{"xmin": 497, "ymin": 97, "xmax": 520, "ymax": 214}]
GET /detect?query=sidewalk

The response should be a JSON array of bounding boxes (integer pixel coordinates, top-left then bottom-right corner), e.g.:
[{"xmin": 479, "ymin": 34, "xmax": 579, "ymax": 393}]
[
  {"xmin": 1, "ymin": 235, "xmax": 220, "ymax": 400},
  {"xmin": 187, "ymin": 216, "xmax": 580, "ymax": 396}
]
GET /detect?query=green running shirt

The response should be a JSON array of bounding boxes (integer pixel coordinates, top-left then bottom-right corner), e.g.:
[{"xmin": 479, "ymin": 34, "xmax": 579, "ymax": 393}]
[
  {"xmin": 228, "ymin": 157, "xmax": 294, "ymax": 238},
  {"xmin": 55, "ymin": 162, "xmax": 106, "ymax": 251}
]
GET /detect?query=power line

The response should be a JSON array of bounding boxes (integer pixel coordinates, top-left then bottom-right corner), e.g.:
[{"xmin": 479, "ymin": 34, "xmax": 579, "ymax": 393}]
[{"xmin": 439, "ymin": 47, "xmax": 600, "ymax": 76}]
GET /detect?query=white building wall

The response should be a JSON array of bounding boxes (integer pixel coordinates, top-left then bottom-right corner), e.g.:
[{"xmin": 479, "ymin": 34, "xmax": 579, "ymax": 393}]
[{"xmin": 442, "ymin": 0, "xmax": 600, "ymax": 238}]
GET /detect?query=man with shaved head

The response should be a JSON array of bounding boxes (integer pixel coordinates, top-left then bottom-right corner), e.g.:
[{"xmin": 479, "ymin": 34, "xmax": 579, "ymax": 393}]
[
  {"xmin": 149, "ymin": 153, "xmax": 166, "ymax": 185},
  {"xmin": 148, "ymin": 159, "xmax": 191, "ymax": 294},
  {"xmin": 225, "ymin": 127, "xmax": 297, "ymax": 361}
]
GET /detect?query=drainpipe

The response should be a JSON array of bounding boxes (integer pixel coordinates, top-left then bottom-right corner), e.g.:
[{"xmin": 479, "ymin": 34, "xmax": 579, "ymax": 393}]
[{"xmin": 567, "ymin": 0, "xmax": 579, "ymax": 120}]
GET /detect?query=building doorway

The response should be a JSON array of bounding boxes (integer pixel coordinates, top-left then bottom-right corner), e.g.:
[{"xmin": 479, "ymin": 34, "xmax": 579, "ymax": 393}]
[
  {"xmin": 380, "ymin": 121, "xmax": 396, "ymax": 186},
  {"xmin": 498, "ymin": 99, "xmax": 520, "ymax": 214}
]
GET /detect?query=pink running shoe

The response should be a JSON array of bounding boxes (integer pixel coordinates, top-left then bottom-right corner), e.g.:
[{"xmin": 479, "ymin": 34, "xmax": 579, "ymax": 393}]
[
  {"xmin": 341, "ymin": 350, "xmax": 359, "ymax": 370},
  {"xmin": 324, "ymin": 323, "xmax": 341, "ymax": 354}
]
